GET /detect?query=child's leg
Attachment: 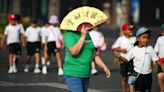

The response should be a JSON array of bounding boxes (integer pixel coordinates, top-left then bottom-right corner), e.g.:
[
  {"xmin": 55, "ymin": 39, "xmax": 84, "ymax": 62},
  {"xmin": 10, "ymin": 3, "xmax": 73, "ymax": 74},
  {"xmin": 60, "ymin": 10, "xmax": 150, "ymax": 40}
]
[
  {"xmin": 120, "ymin": 63, "xmax": 129, "ymax": 92},
  {"xmin": 91, "ymin": 61, "xmax": 98, "ymax": 75},
  {"xmin": 56, "ymin": 52, "xmax": 63, "ymax": 69},
  {"xmin": 158, "ymin": 73, "xmax": 164, "ymax": 91},
  {"xmin": 122, "ymin": 76, "xmax": 128, "ymax": 92},
  {"xmin": 42, "ymin": 46, "xmax": 50, "ymax": 74},
  {"xmin": 8, "ymin": 53, "xmax": 14, "ymax": 73},
  {"xmin": 34, "ymin": 52, "xmax": 41, "ymax": 73},
  {"xmin": 56, "ymin": 51, "xmax": 63, "ymax": 76},
  {"xmin": 24, "ymin": 55, "xmax": 31, "ymax": 72}
]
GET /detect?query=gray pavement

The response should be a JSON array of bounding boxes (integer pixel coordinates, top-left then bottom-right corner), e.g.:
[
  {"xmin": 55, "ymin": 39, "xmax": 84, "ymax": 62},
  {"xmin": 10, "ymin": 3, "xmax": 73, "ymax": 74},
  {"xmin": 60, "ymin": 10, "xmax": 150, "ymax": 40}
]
[{"xmin": 0, "ymin": 26, "xmax": 161, "ymax": 92}]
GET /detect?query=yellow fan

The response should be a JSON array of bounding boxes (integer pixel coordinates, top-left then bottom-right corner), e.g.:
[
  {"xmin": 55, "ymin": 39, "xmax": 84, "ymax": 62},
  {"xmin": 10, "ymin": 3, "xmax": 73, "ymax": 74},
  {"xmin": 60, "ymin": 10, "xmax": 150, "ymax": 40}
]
[{"xmin": 60, "ymin": 6, "xmax": 109, "ymax": 31}]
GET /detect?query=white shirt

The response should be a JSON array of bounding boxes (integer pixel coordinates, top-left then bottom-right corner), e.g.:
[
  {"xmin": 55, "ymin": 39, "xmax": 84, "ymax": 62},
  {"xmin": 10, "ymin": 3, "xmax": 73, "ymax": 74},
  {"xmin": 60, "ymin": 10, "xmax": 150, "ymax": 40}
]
[
  {"xmin": 25, "ymin": 26, "xmax": 41, "ymax": 42},
  {"xmin": 112, "ymin": 35, "xmax": 136, "ymax": 57},
  {"xmin": 154, "ymin": 36, "xmax": 164, "ymax": 58},
  {"xmin": 17, "ymin": 23, "xmax": 25, "ymax": 35},
  {"xmin": 4, "ymin": 24, "xmax": 24, "ymax": 44},
  {"xmin": 41, "ymin": 26, "xmax": 48, "ymax": 44},
  {"xmin": 45, "ymin": 25, "xmax": 62, "ymax": 42},
  {"xmin": 125, "ymin": 46, "xmax": 159, "ymax": 74},
  {"xmin": 89, "ymin": 30, "xmax": 105, "ymax": 48}
]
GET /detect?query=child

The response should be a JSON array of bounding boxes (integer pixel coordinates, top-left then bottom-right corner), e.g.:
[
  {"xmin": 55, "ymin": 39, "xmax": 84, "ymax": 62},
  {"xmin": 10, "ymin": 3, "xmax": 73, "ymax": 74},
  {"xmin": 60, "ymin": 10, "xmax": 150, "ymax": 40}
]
[
  {"xmin": 42, "ymin": 15, "xmax": 63, "ymax": 75},
  {"xmin": 154, "ymin": 24, "xmax": 164, "ymax": 92},
  {"xmin": 116, "ymin": 27, "xmax": 164, "ymax": 92},
  {"xmin": 89, "ymin": 26, "xmax": 107, "ymax": 75},
  {"xmin": 24, "ymin": 20, "xmax": 41, "ymax": 73},
  {"xmin": 1, "ymin": 14, "xmax": 25, "ymax": 73},
  {"xmin": 40, "ymin": 20, "xmax": 50, "ymax": 66},
  {"xmin": 112, "ymin": 23, "xmax": 135, "ymax": 92}
]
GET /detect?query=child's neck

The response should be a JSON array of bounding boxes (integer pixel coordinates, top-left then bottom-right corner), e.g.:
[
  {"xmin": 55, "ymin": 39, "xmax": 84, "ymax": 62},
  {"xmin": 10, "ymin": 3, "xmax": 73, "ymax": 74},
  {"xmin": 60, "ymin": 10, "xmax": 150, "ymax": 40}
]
[
  {"xmin": 137, "ymin": 44, "xmax": 146, "ymax": 48},
  {"xmin": 124, "ymin": 35, "xmax": 131, "ymax": 39}
]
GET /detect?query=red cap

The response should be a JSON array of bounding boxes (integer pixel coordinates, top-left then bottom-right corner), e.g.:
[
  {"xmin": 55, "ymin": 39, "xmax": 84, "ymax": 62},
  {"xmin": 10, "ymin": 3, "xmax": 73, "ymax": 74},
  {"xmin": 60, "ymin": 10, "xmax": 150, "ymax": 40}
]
[
  {"xmin": 121, "ymin": 23, "xmax": 134, "ymax": 31},
  {"xmin": 7, "ymin": 14, "xmax": 16, "ymax": 21}
]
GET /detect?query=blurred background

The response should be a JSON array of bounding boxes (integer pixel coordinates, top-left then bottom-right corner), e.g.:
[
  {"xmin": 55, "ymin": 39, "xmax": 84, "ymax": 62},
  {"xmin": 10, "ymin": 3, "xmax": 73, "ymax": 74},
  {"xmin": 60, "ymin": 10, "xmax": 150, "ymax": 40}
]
[{"xmin": 0, "ymin": 0, "xmax": 164, "ymax": 35}]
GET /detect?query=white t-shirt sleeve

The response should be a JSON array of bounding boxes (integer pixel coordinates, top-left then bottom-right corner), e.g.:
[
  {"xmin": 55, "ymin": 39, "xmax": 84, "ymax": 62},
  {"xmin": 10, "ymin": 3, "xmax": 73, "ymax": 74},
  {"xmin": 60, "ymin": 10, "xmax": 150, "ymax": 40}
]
[
  {"xmin": 124, "ymin": 48, "xmax": 134, "ymax": 61},
  {"xmin": 4, "ymin": 26, "xmax": 9, "ymax": 35},
  {"xmin": 45, "ymin": 29, "xmax": 49, "ymax": 37},
  {"xmin": 154, "ymin": 38, "xmax": 159, "ymax": 53},
  {"xmin": 58, "ymin": 29, "xmax": 63, "ymax": 40},
  {"xmin": 112, "ymin": 37, "xmax": 121, "ymax": 49},
  {"xmin": 149, "ymin": 46, "xmax": 159, "ymax": 62},
  {"xmin": 20, "ymin": 24, "xmax": 25, "ymax": 35},
  {"xmin": 25, "ymin": 28, "xmax": 30, "ymax": 37},
  {"xmin": 38, "ymin": 27, "xmax": 42, "ymax": 37}
]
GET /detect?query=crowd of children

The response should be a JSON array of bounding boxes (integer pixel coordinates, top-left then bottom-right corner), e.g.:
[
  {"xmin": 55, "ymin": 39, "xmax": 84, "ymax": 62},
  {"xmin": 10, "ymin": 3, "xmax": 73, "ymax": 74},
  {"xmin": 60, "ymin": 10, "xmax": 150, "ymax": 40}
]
[
  {"xmin": 0, "ymin": 13, "xmax": 164, "ymax": 92},
  {"xmin": 0, "ymin": 14, "xmax": 64, "ymax": 75}
]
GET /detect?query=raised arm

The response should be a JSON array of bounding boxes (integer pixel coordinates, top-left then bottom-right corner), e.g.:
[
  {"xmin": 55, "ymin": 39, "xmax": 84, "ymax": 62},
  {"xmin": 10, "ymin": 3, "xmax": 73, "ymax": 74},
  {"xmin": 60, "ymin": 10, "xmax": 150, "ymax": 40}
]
[{"xmin": 69, "ymin": 26, "xmax": 88, "ymax": 55}]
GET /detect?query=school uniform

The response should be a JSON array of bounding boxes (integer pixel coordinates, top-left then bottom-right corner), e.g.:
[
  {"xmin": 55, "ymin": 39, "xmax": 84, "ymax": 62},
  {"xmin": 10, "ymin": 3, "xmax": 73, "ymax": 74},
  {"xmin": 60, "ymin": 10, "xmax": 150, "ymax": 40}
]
[
  {"xmin": 4, "ymin": 24, "xmax": 24, "ymax": 54},
  {"xmin": 89, "ymin": 30, "xmax": 106, "ymax": 52},
  {"xmin": 125, "ymin": 46, "xmax": 159, "ymax": 91},
  {"xmin": 25, "ymin": 26, "xmax": 41, "ymax": 55},
  {"xmin": 154, "ymin": 36, "xmax": 164, "ymax": 73},
  {"xmin": 41, "ymin": 26, "xmax": 48, "ymax": 45},
  {"xmin": 112, "ymin": 35, "xmax": 136, "ymax": 77},
  {"xmin": 45, "ymin": 25, "xmax": 62, "ymax": 55}
]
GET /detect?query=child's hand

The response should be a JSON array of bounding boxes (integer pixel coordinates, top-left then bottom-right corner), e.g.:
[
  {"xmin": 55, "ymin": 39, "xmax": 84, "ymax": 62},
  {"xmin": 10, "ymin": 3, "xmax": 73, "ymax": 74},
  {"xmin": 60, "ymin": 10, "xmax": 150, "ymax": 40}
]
[
  {"xmin": 103, "ymin": 67, "xmax": 111, "ymax": 78},
  {"xmin": 120, "ymin": 48, "xmax": 127, "ymax": 53},
  {"xmin": 114, "ymin": 51, "xmax": 121, "ymax": 58}
]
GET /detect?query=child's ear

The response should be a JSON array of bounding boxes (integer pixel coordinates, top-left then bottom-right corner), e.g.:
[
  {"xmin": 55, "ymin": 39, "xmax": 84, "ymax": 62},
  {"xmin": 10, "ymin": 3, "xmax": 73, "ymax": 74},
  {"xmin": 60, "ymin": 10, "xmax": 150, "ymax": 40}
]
[{"xmin": 137, "ymin": 37, "xmax": 140, "ymax": 41}]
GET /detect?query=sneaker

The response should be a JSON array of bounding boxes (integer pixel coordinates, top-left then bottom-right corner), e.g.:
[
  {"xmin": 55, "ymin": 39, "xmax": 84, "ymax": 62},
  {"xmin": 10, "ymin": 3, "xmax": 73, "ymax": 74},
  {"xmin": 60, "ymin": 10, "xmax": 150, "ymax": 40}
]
[
  {"xmin": 8, "ymin": 67, "xmax": 13, "ymax": 74},
  {"xmin": 13, "ymin": 64, "xmax": 17, "ymax": 73},
  {"xmin": 13, "ymin": 67, "xmax": 17, "ymax": 73},
  {"xmin": 34, "ymin": 68, "xmax": 41, "ymax": 74},
  {"xmin": 91, "ymin": 69, "xmax": 98, "ymax": 75},
  {"xmin": 58, "ymin": 68, "xmax": 63, "ymax": 76},
  {"xmin": 24, "ymin": 65, "xmax": 29, "ymax": 72},
  {"xmin": 42, "ymin": 65, "xmax": 47, "ymax": 74}
]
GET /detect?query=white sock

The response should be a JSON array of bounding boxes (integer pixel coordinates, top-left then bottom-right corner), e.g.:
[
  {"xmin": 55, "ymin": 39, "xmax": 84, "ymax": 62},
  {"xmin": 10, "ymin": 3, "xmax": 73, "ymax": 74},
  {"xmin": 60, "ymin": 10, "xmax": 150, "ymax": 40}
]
[{"xmin": 35, "ymin": 64, "xmax": 39, "ymax": 68}]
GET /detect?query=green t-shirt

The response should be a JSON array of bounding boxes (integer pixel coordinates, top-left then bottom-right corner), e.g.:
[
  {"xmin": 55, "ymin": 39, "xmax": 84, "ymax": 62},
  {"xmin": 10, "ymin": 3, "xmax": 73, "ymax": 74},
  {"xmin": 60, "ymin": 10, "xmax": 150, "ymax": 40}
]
[{"xmin": 63, "ymin": 31, "xmax": 95, "ymax": 77}]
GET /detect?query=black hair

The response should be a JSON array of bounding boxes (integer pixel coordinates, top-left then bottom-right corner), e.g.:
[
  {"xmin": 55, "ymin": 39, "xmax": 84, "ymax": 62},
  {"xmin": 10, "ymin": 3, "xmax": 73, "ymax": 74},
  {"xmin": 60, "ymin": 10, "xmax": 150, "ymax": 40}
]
[{"xmin": 31, "ymin": 20, "xmax": 37, "ymax": 24}]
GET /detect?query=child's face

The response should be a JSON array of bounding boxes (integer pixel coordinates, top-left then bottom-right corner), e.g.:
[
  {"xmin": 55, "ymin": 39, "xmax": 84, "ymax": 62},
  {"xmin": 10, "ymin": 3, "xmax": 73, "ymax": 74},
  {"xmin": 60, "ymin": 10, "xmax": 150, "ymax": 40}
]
[
  {"xmin": 137, "ymin": 33, "xmax": 149, "ymax": 46},
  {"xmin": 10, "ymin": 20, "xmax": 16, "ymax": 25},
  {"xmin": 31, "ymin": 23, "xmax": 37, "ymax": 28},
  {"xmin": 123, "ymin": 29, "xmax": 133, "ymax": 37}
]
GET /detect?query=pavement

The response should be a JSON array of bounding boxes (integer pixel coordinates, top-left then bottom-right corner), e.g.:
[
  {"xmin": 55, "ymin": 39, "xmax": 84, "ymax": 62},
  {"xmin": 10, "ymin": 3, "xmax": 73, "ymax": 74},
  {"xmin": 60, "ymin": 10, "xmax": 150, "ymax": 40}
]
[{"xmin": 0, "ymin": 26, "xmax": 162, "ymax": 92}]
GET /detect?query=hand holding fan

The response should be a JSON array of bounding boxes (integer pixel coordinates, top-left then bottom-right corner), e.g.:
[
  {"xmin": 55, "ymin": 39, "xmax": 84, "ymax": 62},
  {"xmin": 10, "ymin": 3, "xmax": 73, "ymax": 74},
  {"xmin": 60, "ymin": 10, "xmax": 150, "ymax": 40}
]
[{"xmin": 60, "ymin": 6, "xmax": 109, "ymax": 31}]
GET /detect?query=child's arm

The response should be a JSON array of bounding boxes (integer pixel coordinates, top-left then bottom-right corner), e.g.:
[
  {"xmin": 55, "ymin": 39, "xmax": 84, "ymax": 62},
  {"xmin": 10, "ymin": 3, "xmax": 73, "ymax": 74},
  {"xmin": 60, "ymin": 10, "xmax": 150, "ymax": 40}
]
[
  {"xmin": 21, "ymin": 34, "xmax": 26, "ymax": 48},
  {"xmin": 94, "ymin": 56, "xmax": 111, "ymax": 78},
  {"xmin": 0, "ymin": 35, "xmax": 7, "ymax": 47},
  {"xmin": 113, "ymin": 51, "xmax": 129, "ymax": 62},
  {"xmin": 112, "ymin": 48, "xmax": 127, "ymax": 53},
  {"xmin": 154, "ymin": 60, "xmax": 164, "ymax": 71}
]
